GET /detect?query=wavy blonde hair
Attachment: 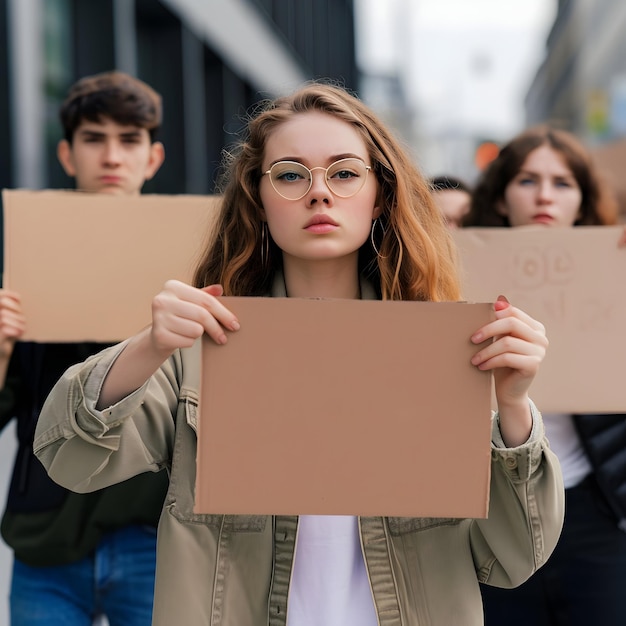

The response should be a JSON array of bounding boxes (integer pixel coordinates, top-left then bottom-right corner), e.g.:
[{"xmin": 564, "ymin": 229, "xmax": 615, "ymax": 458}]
[{"xmin": 194, "ymin": 82, "xmax": 461, "ymax": 301}]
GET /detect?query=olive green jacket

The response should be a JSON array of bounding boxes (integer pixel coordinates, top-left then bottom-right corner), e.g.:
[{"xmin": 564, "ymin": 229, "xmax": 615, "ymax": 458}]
[{"xmin": 34, "ymin": 325, "xmax": 564, "ymax": 626}]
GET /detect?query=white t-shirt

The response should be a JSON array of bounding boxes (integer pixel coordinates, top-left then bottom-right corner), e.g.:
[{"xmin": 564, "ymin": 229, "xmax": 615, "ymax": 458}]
[
  {"xmin": 542, "ymin": 413, "xmax": 592, "ymax": 488},
  {"xmin": 286, "ymin": 515, "xmax": 378, "ymax": 626}
]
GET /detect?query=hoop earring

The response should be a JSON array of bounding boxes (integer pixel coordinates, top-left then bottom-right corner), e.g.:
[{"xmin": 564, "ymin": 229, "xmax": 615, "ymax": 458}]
[
  {"xmin": 261, "ymin": 222, "xmax": 269, "ymax": 267},
  {"xmin": 370, "ymin": 217, "xmax": 386, "ymax": 257}
]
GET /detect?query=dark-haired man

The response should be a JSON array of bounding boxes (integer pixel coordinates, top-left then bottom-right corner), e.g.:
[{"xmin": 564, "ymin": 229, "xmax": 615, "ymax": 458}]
[
  {"xmin": 57, "ymin": 70, "xmax": 164, "ymax": 195},
  {"xmin": 0, "ymin": 71, "xmax": 166, "ymax": 625}
]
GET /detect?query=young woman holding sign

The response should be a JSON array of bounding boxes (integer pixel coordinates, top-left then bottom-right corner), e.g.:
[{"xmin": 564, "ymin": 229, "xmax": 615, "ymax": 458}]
[
  {"xmin": 34, "ymin": 83, "xmax": 563, "ymax": 626},
  {"xmin": 466, "ymin": 124, "xmax": 626, "ymax": 626}
]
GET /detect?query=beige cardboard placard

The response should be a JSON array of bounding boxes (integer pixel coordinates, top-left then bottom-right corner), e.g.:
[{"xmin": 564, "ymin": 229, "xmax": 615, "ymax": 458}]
[
  {"xmin": 196, "ymin": 297, "xmax": 493, "ymax": 518},
  {"xmin": 2, "ymin": 189, "xmax": 221, "ymax": 342},
  {"xmin": 453, "ymin": 226, "xmax": 626, "ymax": 413}
]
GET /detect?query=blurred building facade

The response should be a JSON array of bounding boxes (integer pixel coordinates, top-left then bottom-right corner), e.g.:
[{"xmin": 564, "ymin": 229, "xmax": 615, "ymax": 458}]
[
  {"xmin": 355, "ymin": 0, "xmax": 415, "ymax": 163},
  {"xmin": 0, "ymin": 0, "xmax": 358, "ymax": 195},
  {"xmin": 526, "ymin": 0, "xmax": 626, "ymax": 144},
  {"xmin": 525, "ymin": 0, "xmax": 626, "ymax": 214}
]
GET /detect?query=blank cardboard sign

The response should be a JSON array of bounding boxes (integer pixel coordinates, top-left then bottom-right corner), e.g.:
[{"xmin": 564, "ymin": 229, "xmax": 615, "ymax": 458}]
[
  {"xmin": 195, "ymin": 297, "xmax": 494, "ymax": 518},
  {"xmin": 453, "ymin": 226, "xmax": 626, "ymax": 413},
  {"xmin": 2, "ymin": 189, "xmax": 221, "ymax": 342}
]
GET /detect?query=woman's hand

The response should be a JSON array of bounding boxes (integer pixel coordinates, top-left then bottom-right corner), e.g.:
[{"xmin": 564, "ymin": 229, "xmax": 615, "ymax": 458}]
[
  {"xmin": 149, "ymin": 280, "xmax": 240, "ymax": 357},
  {"xmin": 470, "ymin": 295, "xmax": 548, "ymax": 446},
  {"xmin": 618, "ymin": 225, "xmax": 626, "ymax": 248},
  {"xmin": 98, "ymin": 281, "xmax": 240, "ymax": 409}
]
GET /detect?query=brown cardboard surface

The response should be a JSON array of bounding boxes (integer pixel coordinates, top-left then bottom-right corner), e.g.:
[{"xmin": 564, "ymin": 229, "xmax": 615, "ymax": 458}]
[
  {"xmin": 453, "ymin": 226, "xmax": 626, "ymax": 413},
  {"xmin": 196, "ymin": 297, "xmax": 494, "ymax": 517},
  {"xmin": 592, "ymin": 139, "xmax": 626, "ymax": 219},
  {"xmin": 2, "ymin": 189, "xmax": 221, "ymax": 342}
]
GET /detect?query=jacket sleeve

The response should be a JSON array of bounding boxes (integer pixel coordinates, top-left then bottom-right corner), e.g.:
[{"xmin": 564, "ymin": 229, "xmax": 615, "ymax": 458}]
[
  {"xmin": 33, "ymin": 339, "xmax": 185, "ymax": 493},
  {"xmin": 470, "ymin": 401, "xmax": 565, "ymax": 588}
]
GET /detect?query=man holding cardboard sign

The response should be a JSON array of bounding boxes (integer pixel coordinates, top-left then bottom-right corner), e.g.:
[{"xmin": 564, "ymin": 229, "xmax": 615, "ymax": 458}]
[{"xmin": 0, "ymin": 71, "xmax": 166, "ymax": 626}]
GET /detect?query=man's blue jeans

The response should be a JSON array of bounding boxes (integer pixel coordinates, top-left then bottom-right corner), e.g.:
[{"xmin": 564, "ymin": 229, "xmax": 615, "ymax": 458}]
[{"xmin": 10, "ymin": 525, "xmax": 157, "ymax": 625}]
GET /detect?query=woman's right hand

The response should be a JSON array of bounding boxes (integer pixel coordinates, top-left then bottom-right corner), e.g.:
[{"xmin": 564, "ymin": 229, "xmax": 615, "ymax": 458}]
[
  {"xmin": 97, "ymin": 281, "xmax": 240, "ymax": 409},
  {"xmin": 149, "ymin": 280, "xmax": 240, "ymax": 356}
]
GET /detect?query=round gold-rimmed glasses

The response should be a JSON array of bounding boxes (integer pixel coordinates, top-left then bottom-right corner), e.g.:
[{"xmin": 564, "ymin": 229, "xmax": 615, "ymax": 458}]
[{"xmin": 263, "ymin": 158, "xmax": 371, "ymax": 201}]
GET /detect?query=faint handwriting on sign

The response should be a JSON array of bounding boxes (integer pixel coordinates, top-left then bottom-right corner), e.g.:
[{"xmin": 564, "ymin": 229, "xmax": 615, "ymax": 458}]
[{"xmin": 509, "ymin": 247, "xmax": 575, "ymax": 289}]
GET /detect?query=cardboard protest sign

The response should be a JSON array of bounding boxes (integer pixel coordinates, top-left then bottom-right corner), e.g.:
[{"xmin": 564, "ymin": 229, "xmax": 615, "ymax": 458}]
[
  {"xmin": 3, "ymin": 189, "xmax": 221, "ymax": 341},
  {"xmin": 196, "ymin": 297, "xmax": 494, "ymax": 518},
  {"xmin": 453, "ymin": 226, "xmax": 626, "ymax": 412}
]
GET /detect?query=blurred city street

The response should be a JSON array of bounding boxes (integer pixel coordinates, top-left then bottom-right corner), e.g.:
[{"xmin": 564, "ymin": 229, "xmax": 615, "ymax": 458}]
[{"xmin": 1, "ymin": 0, "xmax": 626, "ymax": 623}]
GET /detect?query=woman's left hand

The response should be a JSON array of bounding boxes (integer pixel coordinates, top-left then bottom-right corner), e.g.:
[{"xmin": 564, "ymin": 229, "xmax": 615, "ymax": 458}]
[{"xmin": 470, "ymin": 296, "xmax": 548, "ymax": 446}]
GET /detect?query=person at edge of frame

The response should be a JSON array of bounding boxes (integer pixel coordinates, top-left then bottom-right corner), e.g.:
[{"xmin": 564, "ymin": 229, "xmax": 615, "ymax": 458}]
[
  {"xmin": 465, "ymin": 123, "xmax": 626, "ymax": 626},
  {"xmin": 0, "ymin": 70, "xmax": 166, "ymax": 626}
]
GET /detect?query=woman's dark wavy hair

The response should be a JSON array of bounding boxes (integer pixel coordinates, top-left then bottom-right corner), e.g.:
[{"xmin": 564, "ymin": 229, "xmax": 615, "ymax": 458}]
[
  {"xmin": 193, "ymin": 82, "xmax": 461, "ymax": 301},
  {"xmin": 465, "ymin": 125, "xmax": 618, "ymax": 227}
]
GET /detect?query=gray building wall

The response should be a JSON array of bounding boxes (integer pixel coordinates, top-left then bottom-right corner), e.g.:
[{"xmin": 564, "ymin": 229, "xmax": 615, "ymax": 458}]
[
  {"xmin": 525, "ymin": 0, "xmax": 626, "ymax": 146},
  {"xmin": 1, "ymin": 0, "xmax": 358, "ymax": 194}
]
